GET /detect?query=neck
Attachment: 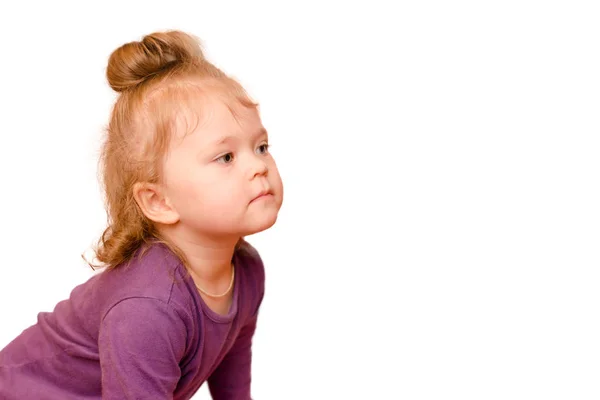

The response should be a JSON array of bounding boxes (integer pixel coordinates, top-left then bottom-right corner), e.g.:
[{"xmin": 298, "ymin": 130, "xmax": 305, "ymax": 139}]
[{"xmin": 157, "ymin": 225, "xmax": 239, "ymax": 284}]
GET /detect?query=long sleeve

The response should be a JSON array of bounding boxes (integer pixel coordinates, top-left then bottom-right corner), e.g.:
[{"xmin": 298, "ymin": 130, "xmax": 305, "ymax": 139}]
[
  {"xmin": 98, "ymin": 298, "xmax": 187, "ymax": 399},
  {"xmin": 207, "ymin": 242, "xmax": 266, "ymax": 400},
  {"xmin": 207, "ymin": 315, "xmax": 258, "ymax": 400}
]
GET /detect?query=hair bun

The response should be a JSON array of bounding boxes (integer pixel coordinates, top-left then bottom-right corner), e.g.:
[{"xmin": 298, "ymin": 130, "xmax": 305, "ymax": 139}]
[{"xmin": 106, "ymin": 30, "xmax": 204, "ymax": 92}]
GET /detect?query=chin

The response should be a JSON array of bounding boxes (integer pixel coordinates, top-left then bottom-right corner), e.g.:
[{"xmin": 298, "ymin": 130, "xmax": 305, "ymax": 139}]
[{"xmin": 243, "ymin": 213, "xmax": 279, "ymax": 236}]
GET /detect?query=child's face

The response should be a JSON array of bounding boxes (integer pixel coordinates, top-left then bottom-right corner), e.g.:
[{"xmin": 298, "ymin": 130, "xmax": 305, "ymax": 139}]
[{"xmin": 161, "ymin": 95, "xmax": 284, "ymax": 239}]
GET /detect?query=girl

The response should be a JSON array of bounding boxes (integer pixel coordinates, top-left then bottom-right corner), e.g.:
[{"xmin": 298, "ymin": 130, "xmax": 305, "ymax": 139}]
[{"xmin": 0, "ymin": 30, "xmax": 283, "ymax": 399}]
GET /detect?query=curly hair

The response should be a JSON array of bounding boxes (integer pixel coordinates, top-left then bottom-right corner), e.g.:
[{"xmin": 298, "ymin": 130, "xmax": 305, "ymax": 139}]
[{"xmin": 85, "ymin": 30, "xmax": 256, "ymax": 270}]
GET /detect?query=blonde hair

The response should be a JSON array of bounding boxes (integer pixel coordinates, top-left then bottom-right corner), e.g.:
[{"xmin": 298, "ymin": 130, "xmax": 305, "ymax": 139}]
[{"xmin": 86, "ymin": 30, "xmax": 256, "ymax": 270}]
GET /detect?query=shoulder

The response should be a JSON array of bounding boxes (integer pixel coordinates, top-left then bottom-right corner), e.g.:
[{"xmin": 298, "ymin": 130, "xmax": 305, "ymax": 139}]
[
  {"xmin": 97, "ymin": 242, "xmax": 186, "ymax": 301},
  {"xmin": 100, "ymin": 296, "xmax": 189, "ymax": 355},
  {"xmin": 236, "ymin": 239, "xmax": 265, "ymax": 285},
  {"xmin": 98, "ymin": 297, "xmax": 190, "ymax": 392},
  {"xmin": 235, "ymin": 239, "xmax": 266, "ymax": 317},
  {"xmin": 92, "ymin": 242, "xmax": 196, "ymax": 325},
  {"xmin": 102, "ymin": 296, "xmax": 184, "ymax": 327}
]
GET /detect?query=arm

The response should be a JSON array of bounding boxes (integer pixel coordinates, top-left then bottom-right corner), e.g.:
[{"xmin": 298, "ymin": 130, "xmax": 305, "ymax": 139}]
[
  {"xmin": 207, "ymin": 314, "xmax": 259, "ymax": 400},
  {"xmin": 208, "ymin": 243, "xmax": 265, "ymax": 399},
  {"xmin": 98, "ymin": 298, "xmax": 187, "ymax": 399}
]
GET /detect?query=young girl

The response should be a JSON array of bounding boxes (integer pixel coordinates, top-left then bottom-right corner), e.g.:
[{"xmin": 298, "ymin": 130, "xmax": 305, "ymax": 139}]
[{"xmin": 0, "ymin": 30, "xmax": 283, "ymax": 399}]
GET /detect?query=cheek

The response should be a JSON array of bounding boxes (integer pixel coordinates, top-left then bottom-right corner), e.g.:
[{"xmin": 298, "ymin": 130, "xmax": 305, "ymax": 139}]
[
  {"xmin": 169, "ymin": 179, "xmax": 202, "ymax": 211},
  {"xmin": 165, "ymin": 166, "xmax": 206, "ymax": 209},
  {"xmin": 270, "ymin": 163, "xmax": 284, "ymax": 192},
  {"xmin": 194, "ymin": 176, "xmax": 243, "ymax": 208},
  {"xmin": 165, "ymin": 159, "xmax": 248, "ymax": 212}
]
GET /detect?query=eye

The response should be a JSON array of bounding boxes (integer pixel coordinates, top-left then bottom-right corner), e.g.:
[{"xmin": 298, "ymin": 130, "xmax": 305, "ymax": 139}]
[
  {"xmin": 216, "ymin": 153, "xmax": 234, "ymax": 164},
  {"xmin": 257, "ymin": 143, "xmax": 270, "ymax": 155}
]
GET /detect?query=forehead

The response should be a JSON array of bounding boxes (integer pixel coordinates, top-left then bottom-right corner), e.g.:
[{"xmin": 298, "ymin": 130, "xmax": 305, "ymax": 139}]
[{"xmin": 174, "ymin": 92, "xmax": 261, "ymax": 144}]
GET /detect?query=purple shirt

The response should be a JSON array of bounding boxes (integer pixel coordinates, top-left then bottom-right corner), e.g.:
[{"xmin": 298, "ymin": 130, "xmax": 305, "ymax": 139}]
[{"xmin": 0, "ymin": 241, "xmax": 265, "ymax": 399}]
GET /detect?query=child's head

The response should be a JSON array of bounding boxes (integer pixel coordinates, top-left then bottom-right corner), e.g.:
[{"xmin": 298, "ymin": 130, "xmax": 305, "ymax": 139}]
[{"xmin": 91, "ymin": 30, "xmax": 283, "ymax": 270}]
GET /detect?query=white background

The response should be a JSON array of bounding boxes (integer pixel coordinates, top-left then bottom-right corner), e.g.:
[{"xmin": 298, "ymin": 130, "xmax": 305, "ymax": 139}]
[{"xmin": 0, "ymin": 1, "xmax": 599, "ymax": 399}]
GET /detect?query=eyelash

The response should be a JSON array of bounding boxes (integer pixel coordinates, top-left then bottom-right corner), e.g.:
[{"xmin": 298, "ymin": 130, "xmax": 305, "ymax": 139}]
[
  {"xmin": 258, "ymin": 143, "xmax": 270, "ymax": 154},
  {"xmin": 215, "ymin": 143, "xmax": 270, "ymax": 164}
]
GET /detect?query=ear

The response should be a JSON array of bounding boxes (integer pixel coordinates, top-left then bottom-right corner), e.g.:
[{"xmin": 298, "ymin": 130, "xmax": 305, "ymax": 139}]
[{"xmin": 132, "ymin": 182, "xmax": 180, "ymax": 225}]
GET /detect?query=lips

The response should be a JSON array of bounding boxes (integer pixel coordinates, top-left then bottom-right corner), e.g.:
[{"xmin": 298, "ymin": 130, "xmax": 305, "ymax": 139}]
[{"xmin": 251, "ymin": 189, "xmax": 273, "ymax": 203}]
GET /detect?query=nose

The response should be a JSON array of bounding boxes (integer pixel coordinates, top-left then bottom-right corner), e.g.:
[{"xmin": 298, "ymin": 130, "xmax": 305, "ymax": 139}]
[{"xmin": 248, "ymin": 154, "xmax": 268, "ymax": 179}]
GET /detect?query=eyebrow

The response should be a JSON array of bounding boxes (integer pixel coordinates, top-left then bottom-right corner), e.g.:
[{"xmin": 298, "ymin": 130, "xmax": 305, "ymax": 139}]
[{"xmin": 213, "ymin": 127, "xmax": 268, "ymax": 146}]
